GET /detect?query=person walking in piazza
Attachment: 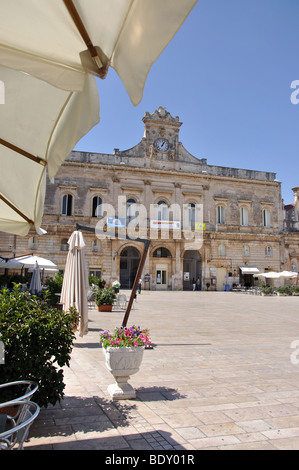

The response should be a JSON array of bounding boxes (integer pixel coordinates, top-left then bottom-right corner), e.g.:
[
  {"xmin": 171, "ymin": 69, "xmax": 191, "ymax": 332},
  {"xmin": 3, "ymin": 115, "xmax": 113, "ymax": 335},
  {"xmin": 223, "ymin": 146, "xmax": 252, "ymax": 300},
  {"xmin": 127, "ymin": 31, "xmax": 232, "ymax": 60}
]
[{"xmin": 138, "ymin": 278, "xmax": 142, "ymax": 294}]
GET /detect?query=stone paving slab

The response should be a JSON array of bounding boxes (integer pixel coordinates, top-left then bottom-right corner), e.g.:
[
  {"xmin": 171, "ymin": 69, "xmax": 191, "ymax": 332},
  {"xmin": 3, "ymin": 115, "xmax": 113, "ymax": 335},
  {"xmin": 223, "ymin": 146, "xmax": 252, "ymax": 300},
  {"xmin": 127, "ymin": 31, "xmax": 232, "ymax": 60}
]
[{"xmin": 24, "ymin": 291, "xmax": 299, "ymax": 451}]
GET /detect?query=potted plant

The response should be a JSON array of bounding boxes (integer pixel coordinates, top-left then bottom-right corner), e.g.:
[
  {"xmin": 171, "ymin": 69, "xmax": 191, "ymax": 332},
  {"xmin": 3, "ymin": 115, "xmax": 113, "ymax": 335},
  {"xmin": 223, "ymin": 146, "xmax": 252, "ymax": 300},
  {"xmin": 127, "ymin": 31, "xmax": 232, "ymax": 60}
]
[
  {"xmin": 261, "ymin": 286, "xmax": 274, "ymax": 296},
  {"xmin": 98, "ymin": 278, "xmax": 106, "ymax": 289},
  {"xmin": 292, "ymin": 285, "xmax": 299, "ymax": 296},
  {"xmin": 96, "ymin": 286, "xmax": 116, "ymax": 311},
  {"xmin": 100, "ymin": 326, "xmax": 151, "ymax": 400},
  {"xmin": 112, "ymin": 280, "xmax": 120, "ymax": 293}
]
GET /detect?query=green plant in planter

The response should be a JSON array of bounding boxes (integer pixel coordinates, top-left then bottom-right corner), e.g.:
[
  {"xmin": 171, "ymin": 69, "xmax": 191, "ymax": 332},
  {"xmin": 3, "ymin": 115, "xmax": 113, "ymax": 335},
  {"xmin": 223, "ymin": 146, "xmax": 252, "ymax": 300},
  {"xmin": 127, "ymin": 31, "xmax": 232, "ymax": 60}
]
[
  {"xmin": 0, "ymin": 284, "xmax": 78, "ymax": 408},
  {"xmin": 96, "ymin": 286, "xmax": 116, "ymax": 306},
  {"xmin": 98, "ymin": 278, "xmax": 107, "ymax": 289},
  {"xmin": 261, "ymin": 286, "xmax": 274, "ymax": 295},
  {"xmin": 277, "ymin": 286, "xmax": 286, "ymax": 294},
  {"xmin": 292, "ymin": 285, "xmax": 299, "ymax": 294},
  {"xmin": 285, "ymin": 285, "xmax": 292, "ymax": 295},
  {"xmin": 277, "ymin": 285, "xmax": 292, "ymax": 295}
]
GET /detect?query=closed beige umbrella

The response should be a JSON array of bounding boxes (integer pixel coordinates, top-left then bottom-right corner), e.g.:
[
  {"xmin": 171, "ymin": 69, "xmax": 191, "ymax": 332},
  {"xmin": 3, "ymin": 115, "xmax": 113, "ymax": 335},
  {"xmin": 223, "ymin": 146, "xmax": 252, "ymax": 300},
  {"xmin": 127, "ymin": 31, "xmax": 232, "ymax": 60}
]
[
  {"xmin": 30, "ymin": 262, "xmax": 42, "ymax": 295},
  {"xmin": 60, "ymin": 231, "xmax": 89, "ymax": 337}
]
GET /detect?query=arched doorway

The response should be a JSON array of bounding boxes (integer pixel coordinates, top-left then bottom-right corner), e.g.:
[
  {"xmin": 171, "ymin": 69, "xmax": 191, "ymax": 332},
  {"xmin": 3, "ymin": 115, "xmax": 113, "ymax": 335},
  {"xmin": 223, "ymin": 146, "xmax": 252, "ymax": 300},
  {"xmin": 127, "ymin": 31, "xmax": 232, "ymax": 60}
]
[
  {"xmin": 120, "ymin": 246, "xmax": 141, "ymax": 289},
  {"xmin": 183, "ymin": 250, "xmax": 202, "ymax": 290},
  {"xmin": 152, "ymin": 247, "xmax": 172, "ymax": 290}
]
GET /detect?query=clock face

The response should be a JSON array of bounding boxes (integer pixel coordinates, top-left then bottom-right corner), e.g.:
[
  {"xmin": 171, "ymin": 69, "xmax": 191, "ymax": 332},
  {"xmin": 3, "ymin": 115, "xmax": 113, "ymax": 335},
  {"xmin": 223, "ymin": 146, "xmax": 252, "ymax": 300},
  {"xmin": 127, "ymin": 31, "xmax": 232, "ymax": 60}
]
[{"xmin": 155, "ymin": 138, "xmax": 169, "ymax": 152}]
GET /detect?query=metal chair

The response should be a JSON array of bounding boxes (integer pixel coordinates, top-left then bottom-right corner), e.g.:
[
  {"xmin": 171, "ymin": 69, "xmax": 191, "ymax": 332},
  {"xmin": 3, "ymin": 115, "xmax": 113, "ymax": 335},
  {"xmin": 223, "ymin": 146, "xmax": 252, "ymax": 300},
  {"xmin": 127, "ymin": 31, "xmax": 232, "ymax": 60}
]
[
  {"xmin": 113, "ymin": 293, "xmax": 128, "ymax": 310},
  {"xmin": 0, "ymin": 400, "xmax": 40, "ymax": 450},
  {"xmin": 0, "ymin": 380, "xmax": 38, "ymax": 412},
  {"xmin": 87, "ymin": 289, "xmax": 96, "ymax": 308},
  {"xmin": 0, "ymin": 380, "xmax": 38, "ymax": 437}
]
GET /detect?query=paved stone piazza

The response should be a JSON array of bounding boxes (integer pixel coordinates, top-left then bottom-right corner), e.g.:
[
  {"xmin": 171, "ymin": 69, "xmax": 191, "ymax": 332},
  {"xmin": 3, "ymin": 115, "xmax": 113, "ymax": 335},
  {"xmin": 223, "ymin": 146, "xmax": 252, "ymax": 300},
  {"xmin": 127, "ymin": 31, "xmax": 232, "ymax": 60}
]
[{"xmin": 26, "ymin": 291, "xmax": 299, "ymax": 451}]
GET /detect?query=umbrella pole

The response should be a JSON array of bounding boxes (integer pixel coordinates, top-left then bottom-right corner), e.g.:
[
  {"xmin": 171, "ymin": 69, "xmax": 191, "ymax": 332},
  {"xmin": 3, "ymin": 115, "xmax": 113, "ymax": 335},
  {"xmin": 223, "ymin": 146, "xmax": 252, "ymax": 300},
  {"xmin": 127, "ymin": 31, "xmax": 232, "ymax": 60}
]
[{"xmin": 122, "ymin": 240, "xmax": 150, "ymax": 328}]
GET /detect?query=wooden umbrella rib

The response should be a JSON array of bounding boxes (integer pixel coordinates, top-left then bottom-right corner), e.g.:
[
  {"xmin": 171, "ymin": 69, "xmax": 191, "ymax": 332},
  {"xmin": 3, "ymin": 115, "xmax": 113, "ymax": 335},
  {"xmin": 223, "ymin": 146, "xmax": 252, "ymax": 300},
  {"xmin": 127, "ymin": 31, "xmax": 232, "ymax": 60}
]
[
  {"xmin": 0, "ymin": 139, "xmax": 46, "ymax": 166},
  {"xmin": 63, "ymin": 1, "xmax": 99, "ymax": 62},
  {"xmin": 62, "ymin": 0, "xmax": 107, "ymax": 73},
  {"xmin": 0, "ymin": 194, "xmax": 34, "ymax": 225}
]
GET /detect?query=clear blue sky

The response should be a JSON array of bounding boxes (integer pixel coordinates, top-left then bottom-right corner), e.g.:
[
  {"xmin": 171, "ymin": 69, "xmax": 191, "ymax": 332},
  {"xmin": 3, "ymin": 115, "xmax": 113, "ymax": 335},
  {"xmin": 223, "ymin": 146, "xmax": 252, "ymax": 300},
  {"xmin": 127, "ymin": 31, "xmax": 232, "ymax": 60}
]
[{"xmin": 74, "ymin": 0, "xmax": 299, "ymax": 204}]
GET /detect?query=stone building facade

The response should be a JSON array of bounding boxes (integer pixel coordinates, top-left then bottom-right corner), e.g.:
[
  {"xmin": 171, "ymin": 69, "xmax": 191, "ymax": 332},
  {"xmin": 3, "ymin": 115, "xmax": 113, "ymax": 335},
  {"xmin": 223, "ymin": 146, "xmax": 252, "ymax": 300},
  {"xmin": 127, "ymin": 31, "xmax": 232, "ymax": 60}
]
[{"xmin": 1, "ymin": 107, "xmax": 298, "ymax": 290}]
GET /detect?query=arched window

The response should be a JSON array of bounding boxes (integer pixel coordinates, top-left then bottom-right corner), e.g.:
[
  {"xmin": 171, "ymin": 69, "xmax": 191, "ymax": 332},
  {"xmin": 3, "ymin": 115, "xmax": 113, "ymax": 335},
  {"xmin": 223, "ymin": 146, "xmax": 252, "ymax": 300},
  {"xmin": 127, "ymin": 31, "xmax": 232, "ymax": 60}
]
[
  {"xmin": 62, "ymin": 194, "xmax": 73, "ymax": 216},
  {"xmin": 92, "ymin": 196, "xmax": 102, "ymax": 218},
  {"xmin": 126, "ymin": 198, "xmax": 137, "ymax": 223},
  {"xmin": 265, "ymin": 246, "xmax": 272, "ymax": 257},
  {"xmin": 243, "ymin": 245, "xmax": 250, "ymax": 257},
  {"xmin": 60, "ymin": 238, "xmax": 69, "ymax": 251},
  {"xmin": 217, "ymin": 205, "xmax": 225, "ymax": 224},
  {"xmin": 28, "ymin": 236, "xmax": 38, "ymax": 250},
  {"xmin": 240, "ymin": 207, "xmax": 249, "ymax": 226},
  {"xmin": 188, "ymin": 203, "xmax": 196, "ymax": 230},
  {"xmin": 152, "ymin": 247, "xmax": 172, "ymax": 258},
  {"xmin": 157, "ymin": 200, "xmax": 168, "ymax": 221},
  {"xmin": 92, "ymin": 239, "xmax": 101, "ymax": 253},
  {"xmin": 218, "ymin": 245, "xmax": 226, "ymax": 256}
]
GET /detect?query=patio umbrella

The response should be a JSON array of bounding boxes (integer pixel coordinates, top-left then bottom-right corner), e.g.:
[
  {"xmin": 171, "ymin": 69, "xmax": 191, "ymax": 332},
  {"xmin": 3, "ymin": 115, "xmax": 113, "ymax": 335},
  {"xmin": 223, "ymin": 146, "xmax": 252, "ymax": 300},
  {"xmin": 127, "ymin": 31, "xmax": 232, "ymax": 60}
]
[
  {"xmin": 0, "ymin": 64, "xmax": 99, "ymax": 236},
  {"xmin": 278, "ymin": 271, "xmax": 298, "ymax": 278},
  {"xmin": 0, "ymin": 0, "xmax": 198, "ymax": 105},
  {"xmin": 256, "ymin": 272, "xmax": 281, "ymax": 279},
  {"xmin": 60, "ymin": 231, "xmax": 89, "ymax": 337},
  {"xmin": 0, "ymin": 257, "xmax": 23, "ymax": 269},
  {"xmin": 0, "ymin": 1, "xmax": 197, "ymax": 237},
  {"xmin": 30, "ymin": 261, "xmax": 42, "ymax": 295},
  {"xmin": 13, "ymin": 255, "xmax": 58, "ymax": 272}
]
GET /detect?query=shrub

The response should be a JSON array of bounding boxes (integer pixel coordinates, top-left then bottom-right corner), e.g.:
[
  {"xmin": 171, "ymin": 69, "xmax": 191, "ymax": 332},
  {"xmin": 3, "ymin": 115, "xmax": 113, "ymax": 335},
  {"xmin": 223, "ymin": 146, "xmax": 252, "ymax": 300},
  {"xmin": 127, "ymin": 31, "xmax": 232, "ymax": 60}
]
[
  {"xmin": 96, "ymin": 286, "xmax": 116, "ymax": 306},
  {"xmin": 277, "ymin": 285, "xmax": 292, "ymax": 295},
  {"xmin": 0, "ymin": 285, "xmax": 78, "ymax": 408},
  {"xmin": 43, "ymin": 272, "xmax": 64, "ymax": 306},
  {"xmin": 261, "ymin": 286, "xmax": 274, "ymax": 295}
]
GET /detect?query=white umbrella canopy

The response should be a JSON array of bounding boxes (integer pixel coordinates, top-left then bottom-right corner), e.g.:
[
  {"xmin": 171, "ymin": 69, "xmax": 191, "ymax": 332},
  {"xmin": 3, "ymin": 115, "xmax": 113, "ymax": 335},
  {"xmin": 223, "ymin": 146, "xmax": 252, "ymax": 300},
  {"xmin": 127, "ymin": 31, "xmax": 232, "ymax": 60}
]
[
  {"xmin": 278, "ymin": 271, "xmax": 298, "ymax": 278},
  {"xmin": 256, "ymin": 272, "xmax": 281, "ymax": 279},
  {"xmin": 0, "ymin": 65, "xmax": 99, "ymax": 236},
  {"xmin": 257, "ymin": 271, "xmax": 298, "ymax": 279},
  {"xmin": 60, "ymin": 231, "xmax": 89, "ymax": 337},
  {"xmin": 30, "ymin": 261, "xmax": 42, "ymax": 295},
  {"xmin": 0, "ymin": 0, "xmax": 198, "ymax": 105},
  {"xmin": 0, "ymin": 257, "xmax": 23, "ymax": 269},
  {"xmin": 13, "ymin": 255, "xmax": 58, "ymax": 272}
]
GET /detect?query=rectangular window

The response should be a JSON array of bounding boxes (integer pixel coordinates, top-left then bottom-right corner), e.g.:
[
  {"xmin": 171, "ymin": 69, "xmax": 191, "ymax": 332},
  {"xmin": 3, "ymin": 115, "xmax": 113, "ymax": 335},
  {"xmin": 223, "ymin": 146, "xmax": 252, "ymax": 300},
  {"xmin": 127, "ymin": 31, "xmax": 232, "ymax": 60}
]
[
  {"xmin": 62, "ymin": 194, "xmax": 72, "ymax": 216},
  {"xmin": 263, "ymin": 209, "xmax": 271, "ymax": 227},
  {"xmin": 217, "ymin": 205, "xmax": 225, "ymax": 224},
  {"xmin": 240, "ymin": 207, "xmax": 249, "ymax": 226}
]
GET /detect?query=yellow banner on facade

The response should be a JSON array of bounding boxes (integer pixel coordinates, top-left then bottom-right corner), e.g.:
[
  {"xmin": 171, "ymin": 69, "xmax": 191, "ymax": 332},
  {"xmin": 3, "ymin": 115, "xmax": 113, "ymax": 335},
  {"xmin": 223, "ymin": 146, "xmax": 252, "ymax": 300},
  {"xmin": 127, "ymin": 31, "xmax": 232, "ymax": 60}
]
[{"xmin": 195, "ymin": 222, "xmax": 206, "ymax": 230}]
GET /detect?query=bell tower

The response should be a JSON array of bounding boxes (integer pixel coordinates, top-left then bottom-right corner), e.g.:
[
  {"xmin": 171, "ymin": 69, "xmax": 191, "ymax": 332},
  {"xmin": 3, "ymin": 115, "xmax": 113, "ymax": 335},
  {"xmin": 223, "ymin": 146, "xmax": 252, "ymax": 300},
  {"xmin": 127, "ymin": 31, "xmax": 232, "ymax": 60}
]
[{"xmin": 142, "ymin": 107, "xmax": 182, "ymax": 160}]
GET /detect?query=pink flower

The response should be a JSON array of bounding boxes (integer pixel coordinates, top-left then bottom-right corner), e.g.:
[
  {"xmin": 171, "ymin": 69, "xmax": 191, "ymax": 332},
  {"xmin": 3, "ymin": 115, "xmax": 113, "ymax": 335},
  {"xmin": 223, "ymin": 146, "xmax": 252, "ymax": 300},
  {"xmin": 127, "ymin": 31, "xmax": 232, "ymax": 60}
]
[{"xmin": 133, "ymin": 341, "xmax": 138, "ymax": 347}]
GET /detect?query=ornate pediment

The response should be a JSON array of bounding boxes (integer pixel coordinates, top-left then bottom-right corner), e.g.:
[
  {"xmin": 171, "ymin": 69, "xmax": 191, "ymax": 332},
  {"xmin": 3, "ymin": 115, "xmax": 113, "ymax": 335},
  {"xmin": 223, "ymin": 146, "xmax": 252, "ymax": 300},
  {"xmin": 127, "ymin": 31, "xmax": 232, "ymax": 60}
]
[{"xmin": 142, "ymin": 106, "xmax": 182, "ymax": 127}]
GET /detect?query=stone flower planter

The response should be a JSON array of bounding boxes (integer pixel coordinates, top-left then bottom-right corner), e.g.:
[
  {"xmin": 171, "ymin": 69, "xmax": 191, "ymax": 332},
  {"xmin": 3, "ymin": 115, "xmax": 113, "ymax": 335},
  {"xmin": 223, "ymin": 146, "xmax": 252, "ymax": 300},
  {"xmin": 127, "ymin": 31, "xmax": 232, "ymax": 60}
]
[{"xmin": 102, "ymin": 346, "xmax": 144, "ymax": 400}]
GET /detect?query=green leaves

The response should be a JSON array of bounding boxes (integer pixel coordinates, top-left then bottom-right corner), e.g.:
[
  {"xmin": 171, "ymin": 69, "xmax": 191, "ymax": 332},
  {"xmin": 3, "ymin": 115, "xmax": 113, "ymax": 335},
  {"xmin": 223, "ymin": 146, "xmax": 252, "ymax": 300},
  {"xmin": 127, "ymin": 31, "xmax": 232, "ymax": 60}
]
[{"xmin": 0, "ymin": 285, "xmax": 79, "ymax": 407}]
